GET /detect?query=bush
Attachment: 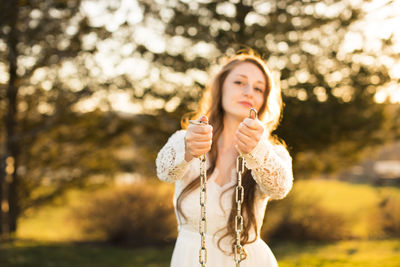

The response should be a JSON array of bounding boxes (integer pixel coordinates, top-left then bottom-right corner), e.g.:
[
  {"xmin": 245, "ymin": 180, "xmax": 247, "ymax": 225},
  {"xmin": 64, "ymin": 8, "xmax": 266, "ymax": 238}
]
[
  {"xmin": 368, "ymin": 194, "xmax": 400, "ymax": 238},
  {"xmin": 71, "ymin": 181, "xmax": 177, "ymax": 246},
  {"xmin": 262, "ymin": 192, "xmax": 351, "ymax": 242}
]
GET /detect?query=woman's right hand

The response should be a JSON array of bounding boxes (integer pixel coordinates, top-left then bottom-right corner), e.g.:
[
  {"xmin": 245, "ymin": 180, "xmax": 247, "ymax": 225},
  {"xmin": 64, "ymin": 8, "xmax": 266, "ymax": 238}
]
[{"xmin": 184, "ymin": 115, "xmax": 213, "ymax": 162}]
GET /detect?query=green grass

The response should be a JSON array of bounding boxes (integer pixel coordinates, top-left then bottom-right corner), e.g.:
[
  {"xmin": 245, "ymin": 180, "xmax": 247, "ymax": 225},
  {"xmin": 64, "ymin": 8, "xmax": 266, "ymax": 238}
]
[
  {"xmin": 273, "ymin": 239, "xmax": 400, "ymax": 267},
  {"xmin": 1, "ymin": 239, "xmax": 400, "ymax": 267},
  {"xmin": 3, "ymin": 179, "xmax": 400, "ymax": 266},
  {"xmin": 16, "ymin": 189, "xmax": 99, "ymax": 242},
  {"xmin": 0, "ymin": 239, "xmax": 173, "ymax": 267}
]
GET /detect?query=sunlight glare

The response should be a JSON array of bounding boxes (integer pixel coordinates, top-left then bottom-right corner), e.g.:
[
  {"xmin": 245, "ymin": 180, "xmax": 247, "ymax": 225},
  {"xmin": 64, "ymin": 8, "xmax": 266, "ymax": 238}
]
[{"xmin": 375, "ymin": 82, "xmax": 400, "ymax": 103}]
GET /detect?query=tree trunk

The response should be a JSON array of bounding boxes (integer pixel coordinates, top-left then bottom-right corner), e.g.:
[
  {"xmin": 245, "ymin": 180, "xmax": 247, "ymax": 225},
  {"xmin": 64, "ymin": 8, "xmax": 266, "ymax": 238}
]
[
  {"xmin": 3, "ymin": 0, "xmax": 20, "ymax": 234},
  {"xmin": 0, "ymin": 158, "xmax": 3, "ymax": 234}
]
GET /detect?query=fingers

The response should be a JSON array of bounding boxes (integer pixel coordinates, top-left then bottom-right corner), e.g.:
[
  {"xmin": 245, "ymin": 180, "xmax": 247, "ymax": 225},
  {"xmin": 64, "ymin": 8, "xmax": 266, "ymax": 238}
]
[
  {"xmin": 191, "ymin": 139, "xmax": 212, "ymax": 148},
  {"xmin": 237, "ymin": 125, "xmax": 256, "ymax": 139},
  {"xmin": 242, "ymin": 118, "xmax": 261, "ymax": 130},
  {"xmin": 235, "ymin": 118, "xmax": 264, "ymax": 154},
  {"xmin": 191, "ymin": 140, "xmax": 212, "ymax": 152},
  {"xmin": 236, "ymin": 130, "xmax": 254, "ymax": 144},
  {"xmin": 189, "ymin": 124, "xmax": 213, "ymax": 134},
  {"xmin": 189, "ymin": 131, "xmax": 212, "ymax": 141},
  {"xmin": 187, "ymin": 139, "xmax": 212, "ymax": 158},
  {"xmin": 235, "ymin": 138, "xmax": 250, "ymax": 154},
  {"xmin": 237, "ymin": 122, "xmax": 258, "ymax": 140},
  {"xmin": 190, "ymin": 115, "xmax": 209, "ymax": 126},
  {"xmin": 199, "ymin": 115, "xmax": 208, "ymax": 124},
  {"xmin": 186, "ymin": 115, "xmax": 213, "ymax": 158}
]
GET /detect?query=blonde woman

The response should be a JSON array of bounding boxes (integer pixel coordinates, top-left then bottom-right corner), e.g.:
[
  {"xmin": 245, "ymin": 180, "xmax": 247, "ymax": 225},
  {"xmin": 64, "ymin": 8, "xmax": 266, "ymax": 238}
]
[{"xmin": 156, "ymin": 51, "xmax": 293, "ymax": 266}]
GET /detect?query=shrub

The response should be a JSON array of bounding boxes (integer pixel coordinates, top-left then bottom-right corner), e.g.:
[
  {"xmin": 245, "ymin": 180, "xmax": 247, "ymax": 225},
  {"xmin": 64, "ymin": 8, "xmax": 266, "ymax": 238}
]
[
  {"xmin": 261, "ymin": 192, "xmax": 351, "ymax": 242},
  {"xmin": 71, "ymin": 181, "xmax": 177, "ymax": 246},
  {"xmin": 368, "ymin": 194, "xmax": 400, "ymax": 238}
]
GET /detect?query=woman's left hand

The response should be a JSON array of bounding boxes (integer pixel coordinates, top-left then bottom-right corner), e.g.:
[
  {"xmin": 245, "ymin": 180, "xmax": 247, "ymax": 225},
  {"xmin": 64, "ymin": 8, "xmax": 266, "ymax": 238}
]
[{"xmin": 235, "ymin": 117, "xmax": 265, "ymax": 154}]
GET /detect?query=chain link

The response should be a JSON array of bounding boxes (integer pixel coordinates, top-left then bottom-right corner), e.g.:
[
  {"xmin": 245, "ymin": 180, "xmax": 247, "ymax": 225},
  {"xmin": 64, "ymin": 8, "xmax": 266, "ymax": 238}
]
[
  {"xmin": 190, "ymin": 108, "xmax": 257, "ymax": 267},
  {"xmin": 199, "ymin": 154, "xmax": 207, "ymax": 266},
  {"xmin": 189, "ymin": 119, "xmax": 208, "ymax": 266},
  {"xmin": 234, "ymin": 155, "xmax": 246, "ymax": 266},
  {"xmin": 234, "ymin": 108, "xmax": 258, "ymax": 266}
]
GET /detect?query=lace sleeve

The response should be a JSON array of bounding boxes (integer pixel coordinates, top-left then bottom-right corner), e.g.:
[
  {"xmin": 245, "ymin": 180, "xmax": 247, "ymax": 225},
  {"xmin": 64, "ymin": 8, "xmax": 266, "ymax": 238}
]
[
  {"xmin": 155, "ymin": 129, "xmax": 194, "ymax": 183},
  {"xmin": 242, "ymin": 133, "xmax": 294, "ymax": 200}
]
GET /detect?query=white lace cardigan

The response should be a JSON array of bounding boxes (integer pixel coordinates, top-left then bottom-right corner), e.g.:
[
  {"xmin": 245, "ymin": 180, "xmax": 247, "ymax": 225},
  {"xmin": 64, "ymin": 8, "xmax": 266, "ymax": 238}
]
[{"xmin": 156, "ymin": 129, "xmax": 293, "ymax": 200}]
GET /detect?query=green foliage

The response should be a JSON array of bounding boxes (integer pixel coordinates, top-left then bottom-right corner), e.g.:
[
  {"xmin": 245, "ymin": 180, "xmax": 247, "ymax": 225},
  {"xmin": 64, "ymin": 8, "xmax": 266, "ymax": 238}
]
[
  {"xmin": 19, "ymin": 110, "xmax": 137, "ymax": 211},
  {"xmin": 132, "ymin": 0, "xmax": 400, "ymax": 177},
  {"xmin": 262, "ymin": 193, "xmax": 350, "ymax": 242},
  {"xmin": 263, "ymin": 179, "xmax": 400, "ymax": 241},
  {"xmin": 0, "ymin": 0, "xmax": 119, "ymax": 233},
  {"xmin": 70, "ymin": 181, "xmax": 177, "ymax": 246},
  {"xmin": 66, "ymin": 179, "xmax": 400, "ymax": 246},
  {"xmin": 368, "ymin": 192, "xmax": 400, "ymax": 238},
  {"xmin": 1, "ymin": 0, "xmax": 399, "ymax": 237}
]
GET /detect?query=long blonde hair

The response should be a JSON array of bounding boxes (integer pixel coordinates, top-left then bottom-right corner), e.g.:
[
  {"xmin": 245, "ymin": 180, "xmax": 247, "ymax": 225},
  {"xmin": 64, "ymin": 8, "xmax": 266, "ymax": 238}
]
[{"xmin": 178, "ymin": 50, "xmax": 284, "ymax": 254}]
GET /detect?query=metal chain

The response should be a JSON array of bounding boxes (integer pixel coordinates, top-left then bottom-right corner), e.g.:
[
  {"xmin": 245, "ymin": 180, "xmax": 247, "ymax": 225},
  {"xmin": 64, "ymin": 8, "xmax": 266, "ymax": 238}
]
[
  {"xmin": 189, "ymin": 119, "xmax": 208, "ymax": 266},
  {"xmin": 234, "ymin": 108, "xmax": 258, "ymax": 266},
  {"xmin": 190, "ymin": 108, "xmax": 257, "ymax": 267},
  {"xmin": 234, "ymin": 154, "xmax": 246, "ymax": 266},
  {"xmin": 199, "ymin": 154, "xmax": 207, "ymax": 266}
]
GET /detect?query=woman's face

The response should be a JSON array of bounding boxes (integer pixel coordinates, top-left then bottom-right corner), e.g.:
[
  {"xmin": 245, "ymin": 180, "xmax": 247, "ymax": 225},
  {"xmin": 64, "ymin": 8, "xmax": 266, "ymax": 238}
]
[{"xmin": 221, "ymin": 62, "xmax": 266, "ymax": 121}]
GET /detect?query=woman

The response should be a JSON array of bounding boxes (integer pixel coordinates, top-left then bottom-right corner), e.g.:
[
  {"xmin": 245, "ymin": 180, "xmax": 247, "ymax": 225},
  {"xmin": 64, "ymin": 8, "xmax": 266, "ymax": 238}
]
[{"xmin": 156, "ymin": 51, "xmax": 293, "ymax": 266}]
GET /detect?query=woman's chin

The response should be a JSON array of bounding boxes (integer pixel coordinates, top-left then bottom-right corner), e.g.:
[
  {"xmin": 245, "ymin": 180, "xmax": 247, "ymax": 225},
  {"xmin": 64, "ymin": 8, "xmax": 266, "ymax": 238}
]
[
  {"xmin": 224, "ymin": 110, "xmax": 251, "ymax": 121},
  {"xmin": 234, "ymin": 113, "xmax": 249, "ymax": 121}
]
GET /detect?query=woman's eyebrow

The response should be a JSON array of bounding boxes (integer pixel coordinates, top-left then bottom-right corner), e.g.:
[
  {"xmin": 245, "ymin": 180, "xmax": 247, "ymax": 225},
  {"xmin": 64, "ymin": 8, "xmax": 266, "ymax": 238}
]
[{"xmin": 237, "ymin": 74, "xmax": 265, "ymax": 85}]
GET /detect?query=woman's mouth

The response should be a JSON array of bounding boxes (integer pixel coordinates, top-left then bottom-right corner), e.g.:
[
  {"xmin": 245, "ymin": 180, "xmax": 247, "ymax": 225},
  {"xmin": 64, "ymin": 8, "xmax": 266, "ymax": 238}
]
[{"xmin": 238, "ymin": 101, "xmax": 253, "ymax": 108}]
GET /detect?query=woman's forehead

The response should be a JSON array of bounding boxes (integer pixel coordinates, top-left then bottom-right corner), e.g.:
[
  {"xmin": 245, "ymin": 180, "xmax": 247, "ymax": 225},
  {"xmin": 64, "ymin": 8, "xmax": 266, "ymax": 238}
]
[{"xmin": 229, "ymin": 62, "xmax": 266, "ymax": 83}]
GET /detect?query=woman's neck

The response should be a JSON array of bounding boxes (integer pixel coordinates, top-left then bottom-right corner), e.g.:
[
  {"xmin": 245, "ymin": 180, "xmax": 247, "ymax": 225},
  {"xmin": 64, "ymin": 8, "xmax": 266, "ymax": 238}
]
[{"xmin": 218, "ymin": 114, "xmax": 241, "ymax": 154}]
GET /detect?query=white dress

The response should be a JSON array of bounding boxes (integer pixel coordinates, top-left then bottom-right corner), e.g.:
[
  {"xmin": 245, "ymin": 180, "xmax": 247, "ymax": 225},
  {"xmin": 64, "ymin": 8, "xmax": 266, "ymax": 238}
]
[{"xmin": 156, "ymin": 129, "xmax": 294, "ymax": 267}]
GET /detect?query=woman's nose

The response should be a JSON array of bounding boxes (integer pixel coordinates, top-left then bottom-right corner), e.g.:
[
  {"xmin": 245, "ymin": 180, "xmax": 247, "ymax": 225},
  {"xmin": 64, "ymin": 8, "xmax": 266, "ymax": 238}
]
[{"xmin": 243, "ymin": 85, "xmax": 254, "ymax": 97}]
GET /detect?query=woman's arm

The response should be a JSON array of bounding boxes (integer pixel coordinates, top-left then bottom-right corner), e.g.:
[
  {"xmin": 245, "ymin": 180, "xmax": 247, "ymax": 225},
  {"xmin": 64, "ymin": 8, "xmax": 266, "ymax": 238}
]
[
  {"xmin": 155, "ymin": 129, "xmax": 194, "ymax": 183},
  {"xmin": 242, "ymin": 133, "xmax": 294, "ymax": 199}
]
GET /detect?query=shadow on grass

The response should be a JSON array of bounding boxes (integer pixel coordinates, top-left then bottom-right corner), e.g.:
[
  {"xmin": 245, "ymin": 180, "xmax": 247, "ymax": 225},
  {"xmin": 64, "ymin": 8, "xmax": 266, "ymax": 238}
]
[{"xmin": 0, "ymin": 238, "xmax": 173, "ymax": 267}]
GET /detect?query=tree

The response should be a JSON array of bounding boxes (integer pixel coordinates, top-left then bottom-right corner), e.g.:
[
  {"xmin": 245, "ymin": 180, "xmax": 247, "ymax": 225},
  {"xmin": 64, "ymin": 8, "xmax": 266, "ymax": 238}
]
[
  {"xmin": 0, "ymin": 0, "xmax": 120, "ymax": 234},
  {"xmin": 129, "ymin": 0, "xmax": 399, "ymax": 177},
  {"xmin": 1, "ymin": 0, "xmax": 399, "ymax": 235}
]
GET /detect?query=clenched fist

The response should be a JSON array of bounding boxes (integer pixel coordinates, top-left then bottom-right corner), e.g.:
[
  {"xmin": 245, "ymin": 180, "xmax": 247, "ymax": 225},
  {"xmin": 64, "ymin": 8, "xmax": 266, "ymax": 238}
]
[
  {"xmin": 184, "ymin": 115, "xmax": 213, "ymax": 162},
  {"xmin": 234, "ymin": 111, "xmax": 265, "ymax": 154}
]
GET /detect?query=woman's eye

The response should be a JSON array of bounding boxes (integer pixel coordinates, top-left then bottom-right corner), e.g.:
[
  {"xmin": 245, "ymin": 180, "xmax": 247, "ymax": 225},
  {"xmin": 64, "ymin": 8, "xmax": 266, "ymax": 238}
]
[
  {"xmin": 234, "ymin": 81, "xmax": 243, "ymax": 85},
  {"xmin": 255, "ymin": 87, "xmax": 263, "ymax": 92}
]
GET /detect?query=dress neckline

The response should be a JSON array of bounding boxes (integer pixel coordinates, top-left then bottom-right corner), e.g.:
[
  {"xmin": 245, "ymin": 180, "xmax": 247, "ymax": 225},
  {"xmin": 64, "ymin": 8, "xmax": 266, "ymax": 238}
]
[{"xmin": 210, "ymin": 167, "xmax": 236, "ymax": 190}]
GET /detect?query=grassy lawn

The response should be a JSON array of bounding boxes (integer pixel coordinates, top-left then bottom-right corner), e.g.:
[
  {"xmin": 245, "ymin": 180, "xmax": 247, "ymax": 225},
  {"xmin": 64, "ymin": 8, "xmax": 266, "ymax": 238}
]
[
  {"xmin": 273, "ymin": 239, "xmax": 400, "ymax": 267},
  {"xmin": 16, "ymin": 189, "xmax": 96, "ymax": 242},
  {"xmin": 1, "ymin": 239, "xmax": 400, "ymax": 267},
  {"xmin": 0, "ymin": 239, "xmax": 173, "ymax": 267},
  {"xmin": 1, "ymin": 179, "xmax": 399, "ymax": 266}
]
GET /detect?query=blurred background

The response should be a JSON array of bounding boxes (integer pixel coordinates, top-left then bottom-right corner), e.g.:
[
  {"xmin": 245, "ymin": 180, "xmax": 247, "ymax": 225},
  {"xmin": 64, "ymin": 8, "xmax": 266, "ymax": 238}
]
[{"xmin": 1, "ymin": 0, "xmax": 400, "ymax": 266}]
